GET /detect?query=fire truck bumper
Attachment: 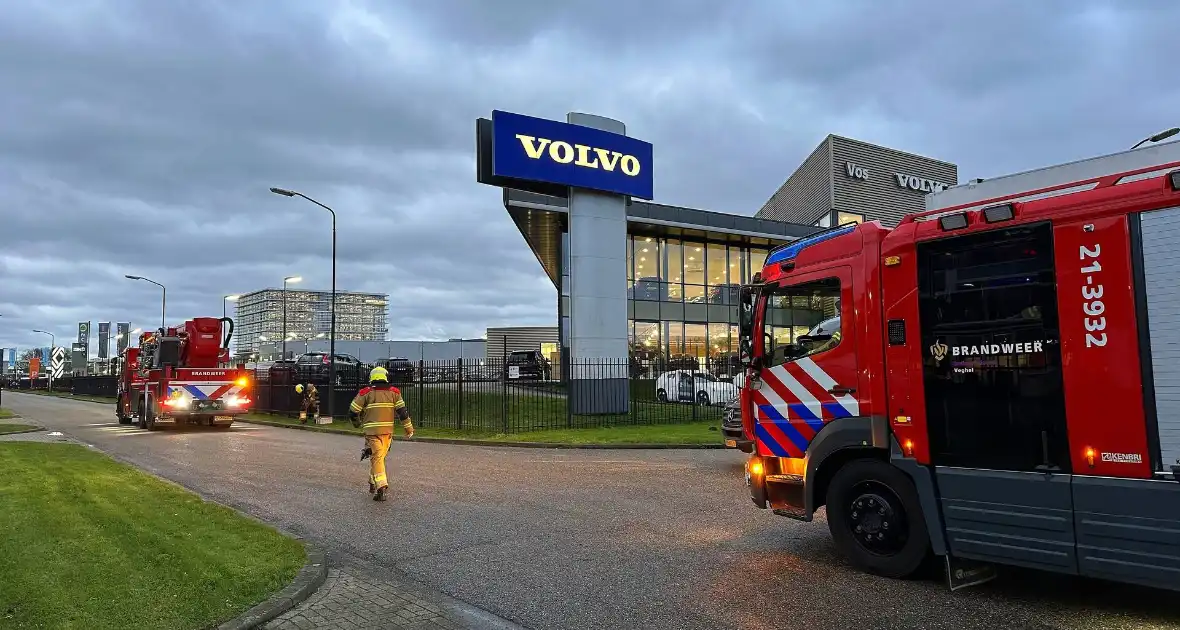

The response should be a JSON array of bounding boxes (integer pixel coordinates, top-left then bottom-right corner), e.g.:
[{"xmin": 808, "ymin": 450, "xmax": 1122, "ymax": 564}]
[{"xmin": 745, "ymin": 455, "xmax": 810, "ymax": 521}]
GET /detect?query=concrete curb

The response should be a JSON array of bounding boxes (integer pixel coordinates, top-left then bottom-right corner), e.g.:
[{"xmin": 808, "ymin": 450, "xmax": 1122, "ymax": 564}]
[
  {"xmin": 238, "ymin": 417, "xmax": 725, "ymax": 450},
  {"xmin": 0, "ymin": 425, "xmax": 43, "ymax": 436},
  {"xmin": 215, "ymin": 543, "xmax": 328, "ymax": 630},
  {"xmin": 13, "ymin": 391, "xmax": 727, "ymax": 450}
]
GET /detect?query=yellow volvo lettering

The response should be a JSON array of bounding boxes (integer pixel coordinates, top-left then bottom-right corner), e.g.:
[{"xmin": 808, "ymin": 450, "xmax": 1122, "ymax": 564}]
[
  {"xmin": 516, "ymin": 134, "xmax": 643, "ymax": 177},
  {"xmin": 516, "ymin": 134, "xmax": 551, "ymax": 159},
  {"xmin": 549, "ymin": 141, "xmax": 574, "ymax": 164},
  {"xmin": 574, "ymin": 144, "xmax": 599, "ymax": 167}
]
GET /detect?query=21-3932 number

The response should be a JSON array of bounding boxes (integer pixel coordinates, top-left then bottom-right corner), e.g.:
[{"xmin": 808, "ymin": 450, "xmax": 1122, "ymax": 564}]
[{"xmin": 1080, "ymin": 243, "xmax": 1106, "ymax": 348}]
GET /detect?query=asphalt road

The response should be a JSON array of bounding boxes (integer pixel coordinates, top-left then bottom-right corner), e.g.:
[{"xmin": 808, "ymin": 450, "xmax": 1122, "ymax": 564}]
[{"xmin": 5, "ymin": 391, "xmax": 1178, "ymax": 630}]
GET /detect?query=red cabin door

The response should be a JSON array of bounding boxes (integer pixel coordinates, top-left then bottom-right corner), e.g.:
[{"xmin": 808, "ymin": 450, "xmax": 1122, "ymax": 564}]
[{"xmin": 752, "ymin": 266, "xmax": 861, "ymax": 458}]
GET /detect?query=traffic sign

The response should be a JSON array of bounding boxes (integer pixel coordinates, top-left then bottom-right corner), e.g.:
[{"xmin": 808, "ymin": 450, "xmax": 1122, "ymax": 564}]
[{"xmin": 50, "ymin": 346, "xmax": 66, "ymax": 379}]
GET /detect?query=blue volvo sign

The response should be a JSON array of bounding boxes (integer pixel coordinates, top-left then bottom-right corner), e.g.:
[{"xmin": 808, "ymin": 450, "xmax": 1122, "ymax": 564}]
[{"xmin": 489, "ymin": 110, "xmax": 654, "ymax": 200}]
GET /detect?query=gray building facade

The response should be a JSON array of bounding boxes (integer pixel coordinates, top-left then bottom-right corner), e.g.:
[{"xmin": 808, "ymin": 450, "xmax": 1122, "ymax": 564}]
[
  {"xmin": 758, "ymin": 134, "xmax": 958, "ymax": 228},
  {"xmin": 252, "ymin": 339, "xmax": 485, "ymax": 364},
  {"xmin": 485, "ymin": 326, "xmax": 560, "ymax": 366}
]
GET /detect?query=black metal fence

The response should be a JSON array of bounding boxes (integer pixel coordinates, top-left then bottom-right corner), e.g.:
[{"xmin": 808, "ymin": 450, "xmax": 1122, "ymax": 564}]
[
  {"xmin": 256, "ymin": 358, "xmax": 738, "ymax": 432},
  {"xmin": 6, "ymin": 358, "xmax": 741, "ymax": 433}
]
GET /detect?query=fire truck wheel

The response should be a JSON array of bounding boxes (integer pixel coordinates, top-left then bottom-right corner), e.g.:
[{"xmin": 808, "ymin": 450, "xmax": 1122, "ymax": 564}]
[
  {"xmin": 139, "ymin": 395, "xmax": 157, "ymax": 431},
  {"xmin": 117, "ymin": 400, "xmax": 134, "ymax": 425},
  {"xmin": 825, "ymin": 458, "xmax": 930, "ymax": 579}
]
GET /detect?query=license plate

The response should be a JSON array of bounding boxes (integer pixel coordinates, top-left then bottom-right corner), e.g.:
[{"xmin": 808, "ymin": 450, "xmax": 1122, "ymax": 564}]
[
  {"xmin": 725, "ymin": 439, "xmax": 737, "ymax": 447},
  {"xmin": 214, "ymin": 416, "xmax": 233, "ymax": 422}
]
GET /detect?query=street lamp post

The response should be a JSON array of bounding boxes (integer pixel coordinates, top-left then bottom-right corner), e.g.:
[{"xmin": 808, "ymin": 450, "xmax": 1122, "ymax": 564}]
[
  {"xmin": 223, "ymin": 294, "xmax": 240, "ymax": 362},
  {"xmin": 1131, "ymin": 127, "xmax": 1180, "ymax": 150},
  {"xmin": 281, "ymin": 276, "xmax": 302, "ymax": 361},
  {"xmin": 125, "ymin": 275, "xmax": 166, "ymax": 330},
  {"xmin": 270, "ymin": 186, "xmax": 338, "ymax": 416},
  {"xmin": 32, "ymin": 329, "xmax": 55, "ymax": 391}
]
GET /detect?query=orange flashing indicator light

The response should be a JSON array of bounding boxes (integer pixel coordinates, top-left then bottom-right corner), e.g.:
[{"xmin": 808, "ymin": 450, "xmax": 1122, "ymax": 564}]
[
  {"xmin": 1085, "ymin": 447, "xmax": 1096, "ymax": 468},
  {"xmin": 903, "ymin": 440, "xmax": 915, "ymax": 457},
  {"xmin": 884, "ymin": 255, "xmax": 901, "ymax": 267},
  {"xmin": 748, "ymin": 459, "xmax": 764, "ymax": 477}
]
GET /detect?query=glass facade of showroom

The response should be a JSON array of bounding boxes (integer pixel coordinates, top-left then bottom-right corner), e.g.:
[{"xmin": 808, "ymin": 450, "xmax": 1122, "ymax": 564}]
[
  {"xmin": 503, "ymin": 189, "xmax": 824, "ymax": 371},
  {"xmin": 556, "ymin": 228, "xmax": 830, "ymax": 370}
]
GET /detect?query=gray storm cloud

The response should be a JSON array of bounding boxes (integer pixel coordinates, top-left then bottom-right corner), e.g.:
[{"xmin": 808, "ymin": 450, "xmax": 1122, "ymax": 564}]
[{"xmin": 2, "ymin": 0, "xmax": 1178, "ymax": 352}]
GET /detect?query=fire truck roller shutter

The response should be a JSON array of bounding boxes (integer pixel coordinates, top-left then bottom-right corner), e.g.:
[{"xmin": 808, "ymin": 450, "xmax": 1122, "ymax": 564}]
[{"xmin": 1139, "ymin": 205, "xmax": 1180, "ymax": 472}]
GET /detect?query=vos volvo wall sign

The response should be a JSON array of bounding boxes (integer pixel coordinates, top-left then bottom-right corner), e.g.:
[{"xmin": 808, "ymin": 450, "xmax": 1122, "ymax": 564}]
[{"xmin": 483, "ymin": 110, "xmax": 654, "ymax": 200}]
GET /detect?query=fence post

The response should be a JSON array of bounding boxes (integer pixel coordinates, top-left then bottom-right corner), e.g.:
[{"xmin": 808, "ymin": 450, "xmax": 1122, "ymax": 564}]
[
  {"xmin": 501, "ymin": 360, "xmax": 508, "ymax": 434},
  {"xmin": 417, "ymin": 360, "xmax": 424, "ymax": 426},
  {"xmin": 457, "ymin": 357, "xmax": 464, "ymax": 431},
  {"xmin": 692, "ymin": 364, "xmax": 699, "ymax": 420}
]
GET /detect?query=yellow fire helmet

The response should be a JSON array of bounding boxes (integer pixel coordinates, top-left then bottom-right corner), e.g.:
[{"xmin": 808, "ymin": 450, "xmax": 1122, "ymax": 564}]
[
  {"xmin": 295, "ymin": 384, "xmax": 304, "ymax": 394},
  {"xmin": 369, "ymin": 366, "xmax": 389, "ymax": 382}
]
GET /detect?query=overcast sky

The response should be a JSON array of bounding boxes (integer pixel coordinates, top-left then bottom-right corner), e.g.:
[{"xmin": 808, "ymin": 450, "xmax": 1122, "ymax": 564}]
[{"xmin": 2, "ymin": 0, "xmax": 1177, "ymax": 356}]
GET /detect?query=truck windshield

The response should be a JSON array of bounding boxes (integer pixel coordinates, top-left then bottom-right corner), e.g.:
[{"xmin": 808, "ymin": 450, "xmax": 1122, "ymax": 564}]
[{"xmin": 762, "ymin": 277, "xmax": 841, "ymax": 366}]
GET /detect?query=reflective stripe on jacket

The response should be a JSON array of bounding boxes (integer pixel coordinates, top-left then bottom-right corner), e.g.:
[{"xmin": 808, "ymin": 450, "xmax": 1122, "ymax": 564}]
[{"xmin": 349, "ymin": 385, "xmax": 409, "ymax": 436}]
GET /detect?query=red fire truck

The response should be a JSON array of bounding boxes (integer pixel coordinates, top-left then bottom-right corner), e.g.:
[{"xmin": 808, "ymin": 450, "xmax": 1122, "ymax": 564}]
[
  {"xmin": 737, "ymin": 141, "xmax": 1180, "ymax": 591},
  {"xmin": 116, "ymin": 317, "xmax": 253, "ymax": 430}
]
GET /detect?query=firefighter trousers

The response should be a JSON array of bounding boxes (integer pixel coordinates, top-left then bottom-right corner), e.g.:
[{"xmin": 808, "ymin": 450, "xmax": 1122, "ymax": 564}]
[
  {"xmin": 299, "ymin": 400, "xmax": 319, "ymax": 423},
  {"xmin": 365, "ymin": 434, "xmax": 392, "ymax": 490}
]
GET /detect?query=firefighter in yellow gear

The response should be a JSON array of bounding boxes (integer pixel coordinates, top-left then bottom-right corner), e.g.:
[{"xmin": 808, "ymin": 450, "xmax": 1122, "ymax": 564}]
[
  {"xmin": 349, "ymin": 366, "xmax": 414, "ymax": 501},
  {"xmin": 295, "ymin": 383, "xmax": 319, "ymax": 424}
]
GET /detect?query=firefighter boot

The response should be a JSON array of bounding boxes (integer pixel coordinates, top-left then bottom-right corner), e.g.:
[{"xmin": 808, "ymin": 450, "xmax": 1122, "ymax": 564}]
[
  {"xmin": 374, "ymin": 486, "xmax": 388, "ymax": 501},
  {"xmin": 299, "ymin": 410, "xmax": 307, "ymax": 424}
]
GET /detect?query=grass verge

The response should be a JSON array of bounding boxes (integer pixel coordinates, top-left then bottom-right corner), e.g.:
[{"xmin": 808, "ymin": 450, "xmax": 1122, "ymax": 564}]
[
  {"xmin": 0, "ymin": 442, "xmax": 306, "ymax": 630},
  {"xmin": 0, "ymin": 407, "xmax": 16, "ymax": 419},
  {"xmin": 13, "ymin": 389, "xmax": 116, "ymax": 404},
  {"xmin": 0, "ymin": 423, "xmax": 36, "ymax": 435},
  {"xmin": 243, "ymin": 413, "xmax": 721, "ymax": 445}
]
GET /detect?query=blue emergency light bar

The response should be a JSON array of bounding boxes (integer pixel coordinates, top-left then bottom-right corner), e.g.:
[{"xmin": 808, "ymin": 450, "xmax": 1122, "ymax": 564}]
[{"xmin": 765, "ymin": 223, "xmax": 858, "ymax": 266}]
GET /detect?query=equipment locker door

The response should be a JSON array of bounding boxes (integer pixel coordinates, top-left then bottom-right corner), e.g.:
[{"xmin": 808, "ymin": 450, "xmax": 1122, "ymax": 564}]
[
  {"xmin": 916, "ymin": 221, "xmax": 1078, "ymax": 575},
  {"xmin": 1140, "ymin": 205, "xmax": 1180, "ymax": 472}
]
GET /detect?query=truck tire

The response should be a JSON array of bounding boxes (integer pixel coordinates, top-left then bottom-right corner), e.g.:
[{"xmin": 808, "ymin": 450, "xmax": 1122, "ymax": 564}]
[
  {"xmin": 138, "ymin": 395, "xmax": 157, "ymax": 431},
  {"xmin": 116, "ymin": 398, "xmax": 133, "ymax": 425},
  {"xmin": 825, "ymin": 458, "xmax": 930, "ymax": 579}
]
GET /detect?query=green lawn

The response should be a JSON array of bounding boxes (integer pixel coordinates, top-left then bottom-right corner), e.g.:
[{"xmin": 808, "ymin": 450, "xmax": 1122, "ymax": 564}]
[
  {"xmin": 0, "ymin": 407, "xmax": 16, "ymax": 419},
  {"xmin": 0, "ymin": 443, "xmax": 306, "ymax": 630},
  {"xmin": 398, "ymin": 385, "xmax": 719, "ymax": 431},
  {"xmin": 0, "ymin": 423, "xmax": 36, "ymax": 435},
  {"xmin": 243, "ymin": 413, "xmax": 721, "ymax": 445}
]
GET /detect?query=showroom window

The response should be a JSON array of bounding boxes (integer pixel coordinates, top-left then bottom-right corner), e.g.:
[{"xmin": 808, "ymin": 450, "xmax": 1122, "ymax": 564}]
[
  {"xmin": 748, "ymin": 249, "xmax": 767, "ymax": 282},
  {"xmin": 684, "ymin": 242, "xmax": 706, "ymax": 303}
]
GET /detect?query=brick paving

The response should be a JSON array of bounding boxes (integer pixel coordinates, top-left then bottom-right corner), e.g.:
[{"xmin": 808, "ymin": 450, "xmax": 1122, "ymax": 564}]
[{"xmin": 264, "ymin": 555, "xmax": 515, "ymax": 630}]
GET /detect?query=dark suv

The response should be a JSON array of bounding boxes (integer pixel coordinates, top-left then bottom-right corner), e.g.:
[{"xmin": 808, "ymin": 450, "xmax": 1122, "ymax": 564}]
[
  {"xmin": 294, "ymin": 352, "xmax": 367, "ymax": 384},
  {"xmin": 377, "ymin": 357, "xmax": 415, "ymax": 385},
  {"xmin": 504, "ymin": 350, "xmax": 550, "ymax": 381},
  {"xmin": 721, "ymin": 398, "xmax": 752, "ymax": 453}
]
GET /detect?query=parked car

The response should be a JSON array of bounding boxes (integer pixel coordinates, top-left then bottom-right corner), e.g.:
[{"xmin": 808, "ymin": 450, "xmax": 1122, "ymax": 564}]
[
  {"xmin": 376, "ymin": 357, "xmax": 415, "ymax": 385},
  {"xmin": 504, "ymin": 350, "xmax": 551, "ymax": 381},
  {"xmin": 654, "ymin": 370, "xmax": 738, "ymax": 406},
  {"xmin": 721, "ymin": 398, "xmax": 752, "ymax": 453},
  {"xmin": 293, "ymin": 352, "xmax": 367, "ymax": 384}
]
